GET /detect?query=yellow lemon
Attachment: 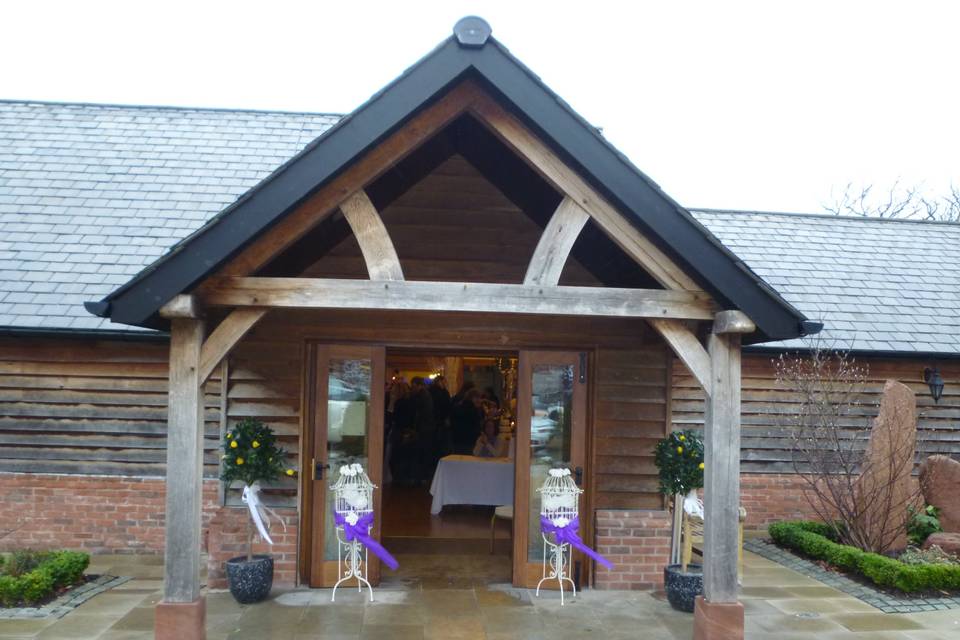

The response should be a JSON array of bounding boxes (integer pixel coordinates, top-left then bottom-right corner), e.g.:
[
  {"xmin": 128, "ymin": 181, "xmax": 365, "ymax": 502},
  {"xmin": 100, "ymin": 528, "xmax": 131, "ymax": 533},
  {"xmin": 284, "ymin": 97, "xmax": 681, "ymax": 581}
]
[
  {"xmin": 698, "ymin": 462, "xmax": 705, "ymax": 470},
  {"xmin": 286, "ymin": 469, "xmax": 295, "ymax": 476},
  {"xmin": 236, "ymin": 457, "xmax": 244, "ymax": 465},
  {"xmin": 678, "ymin": 435, "xmax": 685, "ymax": 441},
  {"xmin": 677, "ymin": 446, "xmax": 683, "ymax": 454},
  {"xmin": 252, "ymin": 441, "xmax": 260, "ymax": 448},
  {"xmin": 226, "ymin": 433, "xmax": 232, "ymax": 439},
  {"xmin": 230, "ymin": 441, "xmax": 238, "ymax": 449}
]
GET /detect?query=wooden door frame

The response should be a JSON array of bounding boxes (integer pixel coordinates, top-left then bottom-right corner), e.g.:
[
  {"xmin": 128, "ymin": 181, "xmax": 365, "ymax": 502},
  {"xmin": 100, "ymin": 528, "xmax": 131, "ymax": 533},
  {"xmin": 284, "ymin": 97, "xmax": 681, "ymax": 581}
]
[
  {"xmin": 298, "ymin": 342, "xmax": 385, "ymax": 587},
  {"xmin": 298, "ymin": 337, "xmax": 596, "ymax": 589},
  {"xmin": 513, "ymin": 349, "xmax": 590, "ymax": 588}
]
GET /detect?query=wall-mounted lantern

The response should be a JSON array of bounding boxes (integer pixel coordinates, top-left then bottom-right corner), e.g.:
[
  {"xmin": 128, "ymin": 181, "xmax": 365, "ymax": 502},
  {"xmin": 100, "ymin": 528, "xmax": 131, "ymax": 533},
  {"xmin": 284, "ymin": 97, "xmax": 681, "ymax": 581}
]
[{"xmin": 923, "ymin": 367, "xmax": 945, "ymax": 403}]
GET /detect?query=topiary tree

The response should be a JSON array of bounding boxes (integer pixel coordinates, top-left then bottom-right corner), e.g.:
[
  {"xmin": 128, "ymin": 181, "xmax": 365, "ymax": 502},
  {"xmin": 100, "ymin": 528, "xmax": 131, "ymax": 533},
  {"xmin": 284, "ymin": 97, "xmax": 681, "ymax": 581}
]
[
  {"xmin": 654, "ymin": 429, "xmax": 705, "ymax": 497},
  {"xmin": 221, "ymin": 418, "xmax": 294, "ymax": 561},
  {"xmin": 654, "ymin": 429, "xmax": 705, "ymax": 566}
]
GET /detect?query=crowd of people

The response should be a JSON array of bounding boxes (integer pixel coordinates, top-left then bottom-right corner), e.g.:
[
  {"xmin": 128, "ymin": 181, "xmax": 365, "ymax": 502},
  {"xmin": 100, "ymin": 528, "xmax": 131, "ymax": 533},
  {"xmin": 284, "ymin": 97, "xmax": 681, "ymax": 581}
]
[{"xmin": 385, "ymin": 374, "xmax": 506, "ymax": 486}]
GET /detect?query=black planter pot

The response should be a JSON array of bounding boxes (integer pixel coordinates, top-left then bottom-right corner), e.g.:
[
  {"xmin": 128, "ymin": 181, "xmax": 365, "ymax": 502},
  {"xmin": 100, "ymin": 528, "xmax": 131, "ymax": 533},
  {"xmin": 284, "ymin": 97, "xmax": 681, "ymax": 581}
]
[
  {"xmin": 225, "ymin": 555, "xmax": 274, "ymax": 604},
  {"xmin": 663, "ymin": 563, "xmax": 703, "ymax": 613}
]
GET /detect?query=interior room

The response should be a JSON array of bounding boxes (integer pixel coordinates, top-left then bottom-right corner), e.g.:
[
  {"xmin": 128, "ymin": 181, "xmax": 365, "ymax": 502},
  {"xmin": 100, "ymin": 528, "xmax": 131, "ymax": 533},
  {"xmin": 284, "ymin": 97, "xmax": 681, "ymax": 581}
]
[{"xmin": 380, "ymin": 349, "xmax": 518, "ymax": 568}]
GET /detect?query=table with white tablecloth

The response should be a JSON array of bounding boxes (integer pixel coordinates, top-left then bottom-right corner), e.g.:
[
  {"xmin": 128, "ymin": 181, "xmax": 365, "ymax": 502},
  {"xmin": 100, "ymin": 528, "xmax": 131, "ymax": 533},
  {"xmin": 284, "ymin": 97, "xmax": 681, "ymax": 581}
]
[{"xmin": 429, "ymin": 454, "xmax": 514, "ymax": 514}]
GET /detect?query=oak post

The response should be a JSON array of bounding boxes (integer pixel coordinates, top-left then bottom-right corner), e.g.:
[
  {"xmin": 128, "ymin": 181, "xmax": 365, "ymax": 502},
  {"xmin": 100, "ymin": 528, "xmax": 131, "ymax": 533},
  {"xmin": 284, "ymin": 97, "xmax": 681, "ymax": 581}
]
[
  {"xmin": 698, "ymin": 310, "xmax": 751, "ymax": 640},
  {"xmin": 157, "ymin": 317, "xmax": 206, "ymax": 640}
]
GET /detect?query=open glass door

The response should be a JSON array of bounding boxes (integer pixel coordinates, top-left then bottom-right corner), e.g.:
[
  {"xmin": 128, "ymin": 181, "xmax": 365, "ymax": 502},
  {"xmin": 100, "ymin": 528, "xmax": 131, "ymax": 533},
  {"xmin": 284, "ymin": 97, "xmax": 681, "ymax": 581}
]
[
  {"xmin": 514, "ymin": 350, "xmax": 588, "ymax": 588},
  {"xmin": 301, "ymin": 344, "xmax": 385, "ymax": 587}
]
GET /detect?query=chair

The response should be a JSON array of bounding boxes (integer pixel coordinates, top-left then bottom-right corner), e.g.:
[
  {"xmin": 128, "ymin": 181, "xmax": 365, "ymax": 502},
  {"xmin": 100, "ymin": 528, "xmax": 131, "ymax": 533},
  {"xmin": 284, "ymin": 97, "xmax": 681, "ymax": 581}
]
[
  {"xmin": 681, "ymin": 502, "xmax": 747, "ymax": 580},
  {"xmin": 490, "ymin": 505, "xmax": 513, "ymax": 554}
]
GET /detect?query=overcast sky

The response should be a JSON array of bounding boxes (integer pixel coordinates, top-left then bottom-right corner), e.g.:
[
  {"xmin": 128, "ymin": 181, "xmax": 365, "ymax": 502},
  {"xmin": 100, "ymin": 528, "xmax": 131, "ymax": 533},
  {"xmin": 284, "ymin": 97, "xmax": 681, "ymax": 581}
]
[{"xmin": 2, "ymin": 1, "xmax": 957, "ymax": 213}]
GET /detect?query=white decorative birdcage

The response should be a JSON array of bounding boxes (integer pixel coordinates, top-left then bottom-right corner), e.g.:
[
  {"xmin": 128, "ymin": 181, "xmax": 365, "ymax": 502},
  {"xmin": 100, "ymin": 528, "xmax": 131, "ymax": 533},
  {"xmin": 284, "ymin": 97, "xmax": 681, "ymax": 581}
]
[
  {"xmin": 536, "ymin": 467, "xmax": 582, "ymax": 604},
  {"xmin": 330, "ymin": 462, "xmax": 375, "ymax": 602}
]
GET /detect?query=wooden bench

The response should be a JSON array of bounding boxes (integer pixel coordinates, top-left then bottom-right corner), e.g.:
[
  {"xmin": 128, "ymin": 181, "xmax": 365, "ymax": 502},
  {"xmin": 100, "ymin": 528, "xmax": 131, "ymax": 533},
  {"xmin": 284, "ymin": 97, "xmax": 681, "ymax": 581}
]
[{"xmin": 681, "ymin": 503, "xmax": 747, "ymax": 579}]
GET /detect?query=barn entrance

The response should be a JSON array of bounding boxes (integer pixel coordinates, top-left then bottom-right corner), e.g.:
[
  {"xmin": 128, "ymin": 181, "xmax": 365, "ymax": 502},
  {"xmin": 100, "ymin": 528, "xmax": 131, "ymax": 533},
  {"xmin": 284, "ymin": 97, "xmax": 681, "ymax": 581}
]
[{"xmin": 300, "ymin": 342, "xmax": 590, "ymax": 589}]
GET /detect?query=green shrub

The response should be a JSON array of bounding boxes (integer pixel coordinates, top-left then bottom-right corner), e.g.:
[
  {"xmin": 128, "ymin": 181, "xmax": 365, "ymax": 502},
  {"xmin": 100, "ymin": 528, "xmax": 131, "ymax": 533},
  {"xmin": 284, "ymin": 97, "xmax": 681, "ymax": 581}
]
[
  {"xmin": 0, "ymin": 551, "xmax": 90, "ymax": 607},
  {"xmin": 0, "ymin": 575, "xmax": 22, "ymax": 607},
  {"xmin": 45, "ymin": 552, "xmax": 89, "ymax": 588},
  {"xmin": 907, "ymin": 505, "xmax": 942, "ymax": 546},
  {"xmin": 6, "ymin": 550, "xmax": 50, "ymax": 578},
  {"xmin": 769, "ymin": 520, "xmax": 960, "ymax": 594}
]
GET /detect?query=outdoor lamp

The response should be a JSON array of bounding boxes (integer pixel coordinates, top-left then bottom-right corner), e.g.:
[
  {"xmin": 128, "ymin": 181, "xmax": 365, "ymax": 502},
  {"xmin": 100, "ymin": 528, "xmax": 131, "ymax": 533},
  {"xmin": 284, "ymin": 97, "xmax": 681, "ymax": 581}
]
[{"xmin": 923, "ymin": 367, "xmax": 945, "ymax": 403}]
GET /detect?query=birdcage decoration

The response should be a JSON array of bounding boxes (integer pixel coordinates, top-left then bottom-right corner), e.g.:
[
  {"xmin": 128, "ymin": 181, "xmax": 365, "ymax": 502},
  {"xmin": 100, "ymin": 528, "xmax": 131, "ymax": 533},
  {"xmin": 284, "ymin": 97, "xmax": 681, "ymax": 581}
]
[
  {"xmin": 535, "ymin": 467, "xmax": 613, "ymax": 604},
  {"xmin": 330, "ymin": 462, "xmax": 389, "ymax": 602},
  {"xmin": 536, "ymin": 467, "xmax": 581, "ymax": 604}
]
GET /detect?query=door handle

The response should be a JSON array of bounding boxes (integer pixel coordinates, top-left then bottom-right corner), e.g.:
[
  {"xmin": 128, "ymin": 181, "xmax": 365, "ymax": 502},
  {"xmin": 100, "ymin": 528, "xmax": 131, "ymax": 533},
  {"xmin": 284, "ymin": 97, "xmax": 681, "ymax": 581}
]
[
  {"xmin": 312, "ymin": 459, "xmax": 329, "ymax": 481},
  {"xmin": 574, "ymin": 466, "xmax": 583, "ymax": 486}
]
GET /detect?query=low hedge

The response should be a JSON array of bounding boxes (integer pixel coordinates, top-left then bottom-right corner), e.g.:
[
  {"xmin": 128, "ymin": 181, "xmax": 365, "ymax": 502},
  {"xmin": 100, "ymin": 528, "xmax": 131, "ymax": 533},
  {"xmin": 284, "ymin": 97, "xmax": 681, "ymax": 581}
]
[
  {"xmin": 0, "ymin": 551, "xmax": 89, "ymax": 607},
  {"xmin": 769, "ymin": 521, "xmax": 960, "ymax": 593}
]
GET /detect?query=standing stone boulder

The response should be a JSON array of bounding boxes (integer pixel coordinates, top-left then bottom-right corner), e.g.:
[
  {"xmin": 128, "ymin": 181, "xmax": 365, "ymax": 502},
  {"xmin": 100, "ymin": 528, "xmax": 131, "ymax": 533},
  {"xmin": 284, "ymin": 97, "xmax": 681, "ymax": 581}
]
[
  {"xmin": 855, "ymin": 380, "xmax": 917, "ymax": 552},
  {"xmin": 919, "ymin": 455, "xmax": 960, "ymax": 533},
  {"xmin": 922, "ymin": 532, "xmax": 960, "ymax": 556}
]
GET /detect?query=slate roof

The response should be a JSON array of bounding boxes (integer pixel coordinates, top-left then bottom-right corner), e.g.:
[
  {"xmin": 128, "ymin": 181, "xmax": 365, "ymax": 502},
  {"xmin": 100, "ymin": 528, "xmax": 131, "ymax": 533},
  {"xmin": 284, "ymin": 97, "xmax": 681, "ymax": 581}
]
[
  {"xmin": 0, "ymin": 100, "xmax": 338, "ymax": 332},
  {"xmin": 0, "ymin": 99, "xmax": 957, "ymax": 355},
  {"xmin": 692, "ymin": 210, "xmax": 960, "ymax": 354}
]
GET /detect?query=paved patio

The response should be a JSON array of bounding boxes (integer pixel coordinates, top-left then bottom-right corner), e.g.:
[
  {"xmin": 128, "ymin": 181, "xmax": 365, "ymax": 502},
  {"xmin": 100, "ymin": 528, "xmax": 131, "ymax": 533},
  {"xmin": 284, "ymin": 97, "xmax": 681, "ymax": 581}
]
[{"xmin": 1, "ymin": 550, "xmax": 958, "ymax": 639}]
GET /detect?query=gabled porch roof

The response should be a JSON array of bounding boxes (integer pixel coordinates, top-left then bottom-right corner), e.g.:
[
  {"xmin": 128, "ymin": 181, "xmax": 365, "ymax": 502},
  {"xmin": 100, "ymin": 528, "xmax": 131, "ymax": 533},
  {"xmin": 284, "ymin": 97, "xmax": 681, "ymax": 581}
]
[{"xmin": 88, "ymin": 21, "xmax": 814, "ymax": 344}]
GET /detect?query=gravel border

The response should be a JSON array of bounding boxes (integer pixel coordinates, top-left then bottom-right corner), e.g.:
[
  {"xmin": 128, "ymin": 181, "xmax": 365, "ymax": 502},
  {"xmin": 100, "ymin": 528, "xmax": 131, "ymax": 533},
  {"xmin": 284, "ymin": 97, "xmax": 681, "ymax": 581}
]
[
  {"xmin": 745, "ymin": 538, "xmax": 960, "ymax": 613},
  {"xmin": 0, "ymin": 575, "xmax": 131, "ymax": 619}
]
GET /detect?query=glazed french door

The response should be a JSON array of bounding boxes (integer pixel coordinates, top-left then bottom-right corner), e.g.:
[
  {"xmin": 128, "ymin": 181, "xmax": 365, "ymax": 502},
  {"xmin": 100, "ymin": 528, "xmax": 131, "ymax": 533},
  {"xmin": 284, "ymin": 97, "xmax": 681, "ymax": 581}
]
[
  {"xmin": 514, "ymin": 350, "xmax": 588, "ymax": 588},
  {"xmin": 301, "ymin": 343, "xmax": 385, "ymax": 587}
]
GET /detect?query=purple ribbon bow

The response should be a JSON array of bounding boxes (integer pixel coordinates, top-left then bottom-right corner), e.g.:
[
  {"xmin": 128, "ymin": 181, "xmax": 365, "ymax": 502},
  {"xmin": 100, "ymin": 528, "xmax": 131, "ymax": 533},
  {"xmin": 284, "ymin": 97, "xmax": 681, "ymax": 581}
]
[
  {"xmin": 334, "ymin": 511, "xmax": 399, "ymax": 571},
  {"xmin": 540, "ymin": 516, "xmax": 614, "ymax": 570}
]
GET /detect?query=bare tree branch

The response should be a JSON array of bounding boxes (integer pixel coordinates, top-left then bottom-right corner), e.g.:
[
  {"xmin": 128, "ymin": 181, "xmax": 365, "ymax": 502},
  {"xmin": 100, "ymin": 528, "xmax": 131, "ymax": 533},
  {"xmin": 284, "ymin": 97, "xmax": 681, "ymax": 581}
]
[{"xmin": 823, "ymin": 182, "xmax": 960, "ymax": 221}]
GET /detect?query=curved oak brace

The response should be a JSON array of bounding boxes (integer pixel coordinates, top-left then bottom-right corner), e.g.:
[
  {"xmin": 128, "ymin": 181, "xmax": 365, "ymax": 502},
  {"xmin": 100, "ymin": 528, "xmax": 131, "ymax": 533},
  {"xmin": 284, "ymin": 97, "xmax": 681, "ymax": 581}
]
[
  {"xmin": 198, "ymin": 308, "xmax": 267, "ymax": 384},
  {"xmin": 468, "ymin": 93, "xmax": 702, "ymax": 292},
  {"xmin": 649, "ymin": 318, "xmax": 712, "ymax": 397},
  {"xmin": 339, "ymin": 190, "xmax": 404, "ymax": 281},
  {"xmin": 524, "ymin": 197, "xmax": 590, "ymax": 286}
]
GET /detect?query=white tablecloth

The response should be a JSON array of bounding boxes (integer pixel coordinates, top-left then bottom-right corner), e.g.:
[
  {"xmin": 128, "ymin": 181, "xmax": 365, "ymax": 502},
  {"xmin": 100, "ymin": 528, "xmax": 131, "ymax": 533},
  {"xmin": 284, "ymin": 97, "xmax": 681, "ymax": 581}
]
[{"xmin": 429, "ymin": 455, "xmax": 514, "ymax": 514}]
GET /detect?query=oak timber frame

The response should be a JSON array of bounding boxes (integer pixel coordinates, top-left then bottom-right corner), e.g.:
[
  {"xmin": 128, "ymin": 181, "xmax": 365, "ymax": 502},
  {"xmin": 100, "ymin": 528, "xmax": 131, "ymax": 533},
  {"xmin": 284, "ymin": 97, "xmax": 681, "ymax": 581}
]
[{"xmin": 158, "ymin": 78, "xmax": 753, "ymax": 629}]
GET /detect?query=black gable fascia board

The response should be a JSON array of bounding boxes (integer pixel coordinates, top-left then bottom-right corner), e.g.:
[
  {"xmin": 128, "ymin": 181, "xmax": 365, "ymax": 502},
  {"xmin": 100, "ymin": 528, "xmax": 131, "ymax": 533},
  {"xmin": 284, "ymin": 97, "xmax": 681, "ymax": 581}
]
[
  {"xmin": 464, "ymin": 43, "xmax": 807, "ymax": 342},
  {"xmin": 101, "ymin": 34, "xmax": 806, "ymax": 341},
  {"xmin": 103, "ymin": 38, "xmax": 477, "ymax": 327}
]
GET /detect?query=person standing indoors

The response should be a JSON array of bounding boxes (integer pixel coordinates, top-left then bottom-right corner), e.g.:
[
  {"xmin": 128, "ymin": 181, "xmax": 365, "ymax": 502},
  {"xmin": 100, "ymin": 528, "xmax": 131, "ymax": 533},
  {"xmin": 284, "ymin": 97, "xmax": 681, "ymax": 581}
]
[{"xmin": 473, "ymin": 418, "xmax": 508, "ymax": 458}]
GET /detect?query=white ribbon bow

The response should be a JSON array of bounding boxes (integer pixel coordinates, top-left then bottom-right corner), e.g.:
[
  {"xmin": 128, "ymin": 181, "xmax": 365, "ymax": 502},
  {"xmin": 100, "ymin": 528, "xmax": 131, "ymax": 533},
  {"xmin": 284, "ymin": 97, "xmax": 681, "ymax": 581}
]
[
  {"xmin": 242, "ymin": 482, "xmax": 287, "ymax": 545},
  {"xmin": 682, "ymin": 489, "xmax": 705, "ymax": 520}
]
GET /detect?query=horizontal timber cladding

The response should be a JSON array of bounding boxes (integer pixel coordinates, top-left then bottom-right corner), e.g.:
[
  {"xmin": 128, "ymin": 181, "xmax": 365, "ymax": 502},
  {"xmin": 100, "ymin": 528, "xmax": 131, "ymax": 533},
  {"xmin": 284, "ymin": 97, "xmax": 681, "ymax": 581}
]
[
  {"xmin": 303, "ymin": 154, "xmax": 602, "ymax": 286},
  {"xmin": 672, "ymin": 353, "xmax": 960, "ymax": 473},
  {"xmin": 594, "ymin": 344, "xmax": 671, "ymax": 510},
  {"xmin": 0, "ymin": 336, "xmax": 221, "ymax": 478}
]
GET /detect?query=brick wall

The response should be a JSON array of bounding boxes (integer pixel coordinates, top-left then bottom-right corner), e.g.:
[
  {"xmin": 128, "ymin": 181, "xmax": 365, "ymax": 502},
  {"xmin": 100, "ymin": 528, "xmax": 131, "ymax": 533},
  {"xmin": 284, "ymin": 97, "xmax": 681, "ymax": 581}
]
[
  {"xmin": 0, "ymin": 473, "xmax": 220, "ymax": 554},
  {"xmin": 206, "ymin": 506, "xmax": 299, "ymax": 588},
  {"xmin": 593, "ymin": 509, "xmax": 672, "ymax": 590},
  {"xmin": 739, "ymin": 473, "xmax": 817, "ymax": 530}
]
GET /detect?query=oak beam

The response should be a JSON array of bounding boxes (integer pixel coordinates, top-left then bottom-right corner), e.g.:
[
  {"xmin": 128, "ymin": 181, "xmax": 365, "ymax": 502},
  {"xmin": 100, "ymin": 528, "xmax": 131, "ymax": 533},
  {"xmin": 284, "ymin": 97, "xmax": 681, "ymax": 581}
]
[
  {"xmin": 197, "ymin": 308, "xmax": 267, "ymax": 384},
  {"xmin": 649, "ymin": 319, "xmax": 712, "ymax": 397},
  {"xmin": 159, "ymin": 295, "xmax": 201, "ymax": 319},
  {"xmin": 468, "ymin": 93, "xmax": 702, "ymax": 292},
  {"xmin": 162, "ymin": 318, "xmax": 205, "ymax": 604},
  {"xmin": 523, "ymin": 197, "xmax": 590, "ymax": 286},
  {"xmin": 207, "ymin": 81, "xmax": 485, "ymax": 280},
  {"xmin": 712, "ymin": 310, "xmax": 755, "ymax": 335},
  {"xmin": 701, "ymin": 327, "xmax": 743, "ymax": 607},
  {"xmin": 339, "ymin": 190, "xmax": 404, "ymax": 281},
  {"xmin": 201, "ymin": 277, "xmax": 715, "ymax": 321}
]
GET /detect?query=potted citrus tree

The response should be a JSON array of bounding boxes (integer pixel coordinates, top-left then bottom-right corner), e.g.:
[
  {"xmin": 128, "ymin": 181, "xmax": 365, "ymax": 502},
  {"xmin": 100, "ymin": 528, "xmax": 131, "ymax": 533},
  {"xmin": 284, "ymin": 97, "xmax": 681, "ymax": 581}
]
[
  {"xmin": 654, "ymin": 429, "xmax": 705, "ymax": 612},
  {"xmin": 220, "ymin": 418, "xmax": 293, "ymax": 603}
]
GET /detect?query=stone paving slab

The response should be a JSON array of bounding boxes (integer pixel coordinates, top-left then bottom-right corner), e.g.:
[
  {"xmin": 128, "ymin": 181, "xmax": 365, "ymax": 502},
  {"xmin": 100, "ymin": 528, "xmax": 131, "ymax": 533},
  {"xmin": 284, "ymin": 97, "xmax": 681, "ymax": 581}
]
[
  {"xmin": 0, "ymin": 576, "xmax": 131, "ymax": 620},
  {"xmin": 745, "ymin": 538, "xmax": 960, "ymax": 614}
]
